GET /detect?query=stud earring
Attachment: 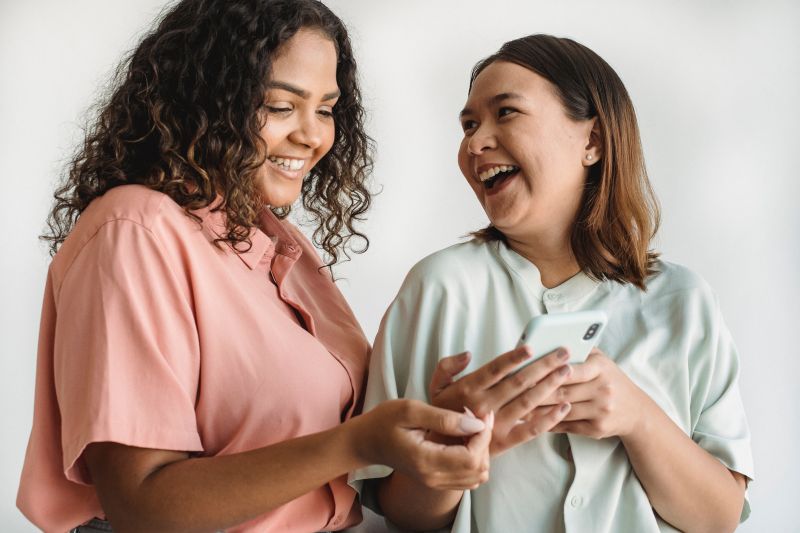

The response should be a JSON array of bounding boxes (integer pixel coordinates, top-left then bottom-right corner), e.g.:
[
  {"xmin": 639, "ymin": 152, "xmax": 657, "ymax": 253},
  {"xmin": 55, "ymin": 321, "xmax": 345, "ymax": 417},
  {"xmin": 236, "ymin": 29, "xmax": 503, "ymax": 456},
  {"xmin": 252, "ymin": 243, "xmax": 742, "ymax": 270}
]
[{"xmin": 586, "ymin": 154, "xmax": 593, "ymax": 161}]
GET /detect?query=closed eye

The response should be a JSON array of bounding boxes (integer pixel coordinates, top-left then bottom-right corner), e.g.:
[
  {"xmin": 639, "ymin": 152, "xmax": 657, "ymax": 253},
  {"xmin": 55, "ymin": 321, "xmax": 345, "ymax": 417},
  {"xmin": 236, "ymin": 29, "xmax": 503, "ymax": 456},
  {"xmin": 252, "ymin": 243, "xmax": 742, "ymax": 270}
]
[
  {"xmin": 498, "ymin": 106, "xmax": 518, "ymax": 118},
  {"xmin": 265, "ymin": 105, "xmax": 292, "ymax": 114}
]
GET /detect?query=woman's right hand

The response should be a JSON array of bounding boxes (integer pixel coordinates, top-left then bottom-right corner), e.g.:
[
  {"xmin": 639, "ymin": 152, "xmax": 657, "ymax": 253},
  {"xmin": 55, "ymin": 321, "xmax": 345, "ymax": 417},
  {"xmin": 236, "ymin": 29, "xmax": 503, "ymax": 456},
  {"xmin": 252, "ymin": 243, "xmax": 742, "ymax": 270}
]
[
  {"xmin": 428, "ymin": 346, "xmax": 573, "ymax": 456},
  {"xmin": 351, "ymin": 399, "xmax": 494, "ymax": 490}
]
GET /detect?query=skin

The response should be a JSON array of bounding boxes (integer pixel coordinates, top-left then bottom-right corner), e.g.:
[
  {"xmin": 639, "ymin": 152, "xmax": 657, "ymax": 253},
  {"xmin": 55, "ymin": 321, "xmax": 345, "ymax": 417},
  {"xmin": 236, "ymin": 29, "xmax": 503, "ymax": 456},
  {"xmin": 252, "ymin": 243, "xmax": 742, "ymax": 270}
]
[
  {"xmin": 416, "ymin": 59, "xmax": 746, "ymax": 533},
  {"xmin": 256, "ymin": 29, "xmax": 339, "ymax": 207},
  {"xmin": 83, "ymin": 29, "xmax": 493, "ymax": 533}
]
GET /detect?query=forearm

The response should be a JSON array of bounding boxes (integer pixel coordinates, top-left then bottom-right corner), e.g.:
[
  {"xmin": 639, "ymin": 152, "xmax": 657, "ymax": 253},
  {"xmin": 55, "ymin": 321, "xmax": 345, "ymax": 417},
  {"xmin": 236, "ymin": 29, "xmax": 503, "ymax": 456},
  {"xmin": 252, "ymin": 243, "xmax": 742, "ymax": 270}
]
[
  {"xmin": 621, "ymin": 398, "xmax": 745, "ymax": 533},
  {"xmin": 104, "ymin": 422, "xmax": 364, "ymax": 533},
  {"xmin": 377, "ymin": 472, "xmax": 463, "ymax": 531}
]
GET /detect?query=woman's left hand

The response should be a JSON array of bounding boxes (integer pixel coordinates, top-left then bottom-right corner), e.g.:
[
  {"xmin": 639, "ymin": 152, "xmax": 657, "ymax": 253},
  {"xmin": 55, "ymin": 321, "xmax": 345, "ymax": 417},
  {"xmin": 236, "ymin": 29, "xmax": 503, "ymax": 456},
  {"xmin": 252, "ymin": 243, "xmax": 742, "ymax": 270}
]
[{"xmin": 544, "ymin": 349, "xmax": 651, "ymax": 439}]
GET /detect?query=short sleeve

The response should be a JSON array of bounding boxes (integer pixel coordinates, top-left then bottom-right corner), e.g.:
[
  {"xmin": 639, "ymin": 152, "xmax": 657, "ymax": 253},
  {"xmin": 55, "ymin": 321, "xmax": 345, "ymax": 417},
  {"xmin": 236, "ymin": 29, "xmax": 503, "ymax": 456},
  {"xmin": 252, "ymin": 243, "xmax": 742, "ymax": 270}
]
[
  {"xmin": 54, "ymin": 219, "xmax": 202, "ymax": 485},
  {"xmin": 689, "ymin": 294, "xmax": 754, "ymax": 521}
]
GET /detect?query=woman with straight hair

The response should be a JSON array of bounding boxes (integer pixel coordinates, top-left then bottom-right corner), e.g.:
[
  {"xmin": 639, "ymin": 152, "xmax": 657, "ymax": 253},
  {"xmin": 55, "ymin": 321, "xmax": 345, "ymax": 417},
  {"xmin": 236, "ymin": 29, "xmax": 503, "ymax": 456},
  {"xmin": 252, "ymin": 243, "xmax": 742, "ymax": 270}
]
[
  {"xmin": 17, "ymin": 1, "xmax": 499, "ymax": 531},
  {"xmin": 357, "ymin": 34, "xmax": 753, "ymax": 532}
]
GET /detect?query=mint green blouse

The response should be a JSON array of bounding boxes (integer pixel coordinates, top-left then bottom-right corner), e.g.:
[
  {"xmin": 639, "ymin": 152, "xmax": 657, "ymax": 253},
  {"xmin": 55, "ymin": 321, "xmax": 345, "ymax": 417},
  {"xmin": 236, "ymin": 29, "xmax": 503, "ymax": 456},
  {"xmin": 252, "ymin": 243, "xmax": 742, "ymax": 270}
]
[{"xmin": 352, "ymin": 239, "xmax": 753, "ymax": 532}]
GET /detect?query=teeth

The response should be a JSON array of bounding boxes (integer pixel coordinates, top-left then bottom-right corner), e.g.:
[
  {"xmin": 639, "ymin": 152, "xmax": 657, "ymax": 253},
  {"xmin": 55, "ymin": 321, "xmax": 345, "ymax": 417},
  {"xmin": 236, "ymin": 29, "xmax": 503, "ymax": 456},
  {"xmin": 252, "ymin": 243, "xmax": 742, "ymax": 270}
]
[
  {"xmin": 268, "ymin": 156, "xmax": 304, "ymax": 171},
  {"xmin": 478, "ymin": 165, "xmax": 518, "ymax": 182}
]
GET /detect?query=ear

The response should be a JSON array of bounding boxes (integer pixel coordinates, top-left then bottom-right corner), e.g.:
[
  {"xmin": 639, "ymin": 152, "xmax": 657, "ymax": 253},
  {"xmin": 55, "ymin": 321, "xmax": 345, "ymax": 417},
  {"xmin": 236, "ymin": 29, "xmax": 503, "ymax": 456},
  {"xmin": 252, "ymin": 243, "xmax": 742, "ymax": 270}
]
[{"xmin": 582, "ymin": 117, "xmax": 603, "ymax": 167}]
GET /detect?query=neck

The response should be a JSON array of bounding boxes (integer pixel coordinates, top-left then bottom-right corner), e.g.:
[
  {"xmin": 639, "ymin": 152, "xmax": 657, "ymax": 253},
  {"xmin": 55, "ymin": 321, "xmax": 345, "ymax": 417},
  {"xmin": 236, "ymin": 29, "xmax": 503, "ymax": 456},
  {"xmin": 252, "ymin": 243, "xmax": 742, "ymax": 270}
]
[{"xmin": 505, "ymin": 230, "xmax": 579, "ymax": 289}]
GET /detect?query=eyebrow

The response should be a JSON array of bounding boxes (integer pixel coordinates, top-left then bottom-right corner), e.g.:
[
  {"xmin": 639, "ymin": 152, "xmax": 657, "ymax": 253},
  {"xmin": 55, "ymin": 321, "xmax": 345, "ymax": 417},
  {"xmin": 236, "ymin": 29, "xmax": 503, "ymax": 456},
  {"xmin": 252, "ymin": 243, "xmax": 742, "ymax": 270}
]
[
  {"xmin": 459, "ymin": 92, "xmax": 525, "ymax": 118},
  {"xmin": 267, "ymin": 80, "xmax": 341, "ymax": 101}
]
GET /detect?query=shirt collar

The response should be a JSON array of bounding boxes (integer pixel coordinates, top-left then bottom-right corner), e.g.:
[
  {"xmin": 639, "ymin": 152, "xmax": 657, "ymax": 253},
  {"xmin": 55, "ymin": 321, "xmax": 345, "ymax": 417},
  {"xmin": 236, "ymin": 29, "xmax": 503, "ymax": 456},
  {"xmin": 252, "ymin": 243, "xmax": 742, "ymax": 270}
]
[
  {"xmin": 494, "ymin": 240, "xmax": 601, "ymax": 303},
  {"xmin": 192, "ymin": 200, "xmax": 296, "ymax": 270}
]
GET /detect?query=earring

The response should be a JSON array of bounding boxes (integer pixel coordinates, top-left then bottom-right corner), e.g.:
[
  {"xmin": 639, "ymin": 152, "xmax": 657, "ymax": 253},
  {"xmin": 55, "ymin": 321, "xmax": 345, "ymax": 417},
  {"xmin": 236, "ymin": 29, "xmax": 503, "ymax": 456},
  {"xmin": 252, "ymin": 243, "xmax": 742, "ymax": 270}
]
[{"xmin": 586, "ymin": 154, "xmax": 593, "ymax": 161}]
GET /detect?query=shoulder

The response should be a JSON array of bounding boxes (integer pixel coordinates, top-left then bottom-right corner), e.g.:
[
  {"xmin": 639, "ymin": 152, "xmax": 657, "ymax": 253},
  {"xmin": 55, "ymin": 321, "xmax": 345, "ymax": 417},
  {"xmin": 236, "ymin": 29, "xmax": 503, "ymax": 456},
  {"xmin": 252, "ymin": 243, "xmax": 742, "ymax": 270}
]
[
  {"xmin": 404, "ymin": 239, "xmax": 497, "ymax": 288},
  {"xmin": 51, "ymin": 185, "xmax": 188, "ymax": 278},
  {"xmin": 629, "ymin": 259, "xmax": 721, "ymax": 328},
  {"xmin": 645, "ymin": 259, "xmax": 716, "ymax": 302}
]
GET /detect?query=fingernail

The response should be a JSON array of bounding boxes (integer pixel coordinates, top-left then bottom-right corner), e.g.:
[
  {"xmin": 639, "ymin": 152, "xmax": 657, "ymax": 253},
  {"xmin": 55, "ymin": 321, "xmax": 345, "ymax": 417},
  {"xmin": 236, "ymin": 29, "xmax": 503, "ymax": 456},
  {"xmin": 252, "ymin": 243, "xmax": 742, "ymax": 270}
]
[
  {"xmin": 460, "ymin": 415, "xmax": 486, "ymax": 433},
  {"xmin": 458, "ymin": 352, "xmax": 470, "ymax": 361},
  {"xmin": 560, "ymin": 403, "xmax": 571, "ymax": 414},
  {"xmin": 558, "ymin": 365, "xmax": 571, "ymax": 376},
  {"xmin": 463, "ymin": 406, "xmax": 477, "ymax": 418},
  {"xmin": 558, "ymin": 348, "xmax": 569, "ymax": 360}
]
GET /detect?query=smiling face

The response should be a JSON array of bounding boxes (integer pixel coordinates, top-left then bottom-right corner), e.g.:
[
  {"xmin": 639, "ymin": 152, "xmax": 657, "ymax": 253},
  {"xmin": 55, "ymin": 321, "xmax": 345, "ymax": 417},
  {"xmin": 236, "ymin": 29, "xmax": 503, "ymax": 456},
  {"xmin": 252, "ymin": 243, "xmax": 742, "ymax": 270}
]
[
  {"xmin": 458, "ymin": 60, "xmax": 600, "ymax": 245},
  {"xmin": 257, "ymin": 28, "xmax": 339, "ymax": 207}
]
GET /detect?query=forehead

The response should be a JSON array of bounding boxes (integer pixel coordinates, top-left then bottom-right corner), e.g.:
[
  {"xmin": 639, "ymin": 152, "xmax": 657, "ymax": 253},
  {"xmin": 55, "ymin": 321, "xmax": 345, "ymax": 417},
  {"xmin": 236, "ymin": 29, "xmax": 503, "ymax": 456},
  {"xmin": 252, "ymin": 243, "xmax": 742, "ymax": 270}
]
[
  {"xmin": 463, "ymin": 61, "xmax": 557, "ymax": 109},
  {"xmin": 270, "ymin": 29, "xmax": 338, "ymax": 86}
]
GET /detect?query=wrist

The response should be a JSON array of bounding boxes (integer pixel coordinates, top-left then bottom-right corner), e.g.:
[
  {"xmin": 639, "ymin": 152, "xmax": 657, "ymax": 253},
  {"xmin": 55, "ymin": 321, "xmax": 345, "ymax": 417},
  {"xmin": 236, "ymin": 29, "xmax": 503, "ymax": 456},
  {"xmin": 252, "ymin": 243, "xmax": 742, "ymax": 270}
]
[
  {"xmin": 620, "ymin": 391, "xmax": 659, "ymax": 444},
  {"xmin": 337, "ymin": 415, "xmax": 373, "ymax": 471}
]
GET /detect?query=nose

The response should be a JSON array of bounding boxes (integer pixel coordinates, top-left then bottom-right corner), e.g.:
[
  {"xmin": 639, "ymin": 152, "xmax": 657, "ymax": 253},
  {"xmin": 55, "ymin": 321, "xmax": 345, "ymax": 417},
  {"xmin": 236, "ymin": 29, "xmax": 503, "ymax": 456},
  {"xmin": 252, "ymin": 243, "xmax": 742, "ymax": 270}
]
[
  {"xmin": 289, "ymin": 111, "xmax": 322, "ymax": 150},
  {"xmin": 466, "ymin": 124, "xmax": 497, "ymax": 156}
]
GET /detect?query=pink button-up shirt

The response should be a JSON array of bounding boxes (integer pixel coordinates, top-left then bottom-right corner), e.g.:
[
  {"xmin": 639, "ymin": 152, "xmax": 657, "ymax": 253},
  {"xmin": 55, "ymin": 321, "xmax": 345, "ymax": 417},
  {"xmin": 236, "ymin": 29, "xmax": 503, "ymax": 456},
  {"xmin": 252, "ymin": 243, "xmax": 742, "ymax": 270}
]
[{"xmin": 17, "ymin": 185, "xmax": 370, "ymax": 532}]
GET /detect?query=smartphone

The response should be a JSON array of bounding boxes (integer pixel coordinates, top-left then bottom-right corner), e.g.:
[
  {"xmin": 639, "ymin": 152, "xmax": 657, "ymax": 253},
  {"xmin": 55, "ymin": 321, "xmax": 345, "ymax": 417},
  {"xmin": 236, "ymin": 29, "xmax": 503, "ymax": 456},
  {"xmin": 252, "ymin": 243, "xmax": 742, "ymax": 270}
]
[{"xmin": 513, "ymin": 310, "xmax": 608, "ymax": 370}]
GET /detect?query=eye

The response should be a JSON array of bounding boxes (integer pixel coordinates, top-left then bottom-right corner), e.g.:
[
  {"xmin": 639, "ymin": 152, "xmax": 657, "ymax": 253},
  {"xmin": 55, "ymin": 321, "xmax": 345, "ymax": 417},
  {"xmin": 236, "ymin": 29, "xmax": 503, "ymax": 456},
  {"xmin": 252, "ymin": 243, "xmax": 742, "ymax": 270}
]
[
  {"xmin": 461, "ymin": 119, "xmax": 478, "ymax": 133},
  {"xmin": 317, "ymin": 106, "xmax": 335, "ymax": 119},
  {"xmin": 498, "ymin": 106, "xmax": 518, "ymax": 118},
  {"xmin": 264, "ymin": 105, "xmax": 292, "ymax": 115}
]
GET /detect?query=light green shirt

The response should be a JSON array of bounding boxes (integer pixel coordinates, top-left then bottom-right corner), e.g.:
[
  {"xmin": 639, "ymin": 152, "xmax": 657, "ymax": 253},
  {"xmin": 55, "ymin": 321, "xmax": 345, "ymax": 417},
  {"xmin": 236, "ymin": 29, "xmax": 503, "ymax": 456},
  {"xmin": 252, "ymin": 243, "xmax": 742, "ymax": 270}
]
[{"xmin": 352, "ymin": 239, "xmax": 753, "ymax": 532}]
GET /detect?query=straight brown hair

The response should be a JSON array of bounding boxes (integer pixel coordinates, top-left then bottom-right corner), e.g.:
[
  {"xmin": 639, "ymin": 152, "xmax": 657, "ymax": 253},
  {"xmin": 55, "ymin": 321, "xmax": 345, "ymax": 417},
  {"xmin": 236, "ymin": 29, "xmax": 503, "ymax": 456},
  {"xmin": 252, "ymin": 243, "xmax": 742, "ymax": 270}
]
[{"xmin": 470, "ymin": 34, "xmax": 660, "ymax": 290}]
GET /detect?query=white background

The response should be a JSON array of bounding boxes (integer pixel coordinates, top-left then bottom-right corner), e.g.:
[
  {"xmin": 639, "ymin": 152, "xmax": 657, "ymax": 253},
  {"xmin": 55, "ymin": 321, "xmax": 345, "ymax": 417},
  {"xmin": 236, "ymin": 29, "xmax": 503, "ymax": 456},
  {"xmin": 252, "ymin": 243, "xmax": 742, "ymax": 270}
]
[{"xmin": 1, "ymin": 0, "xmax": 798, "ymax": 531}]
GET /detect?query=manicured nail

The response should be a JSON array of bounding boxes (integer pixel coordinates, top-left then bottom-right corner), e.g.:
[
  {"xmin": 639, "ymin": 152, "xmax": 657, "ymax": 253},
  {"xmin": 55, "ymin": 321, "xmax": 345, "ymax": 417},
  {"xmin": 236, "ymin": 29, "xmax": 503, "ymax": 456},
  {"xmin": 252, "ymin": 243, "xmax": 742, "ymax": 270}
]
[
  {"xmin": 558, "ymin": 365, "xmax": 571, "ymax": 376},
  {"xmin": 558, "ymin": 348, "xmax": 569, "ymax": 360},
  {"xmin": 460, "ymin": 415, "xmax": 486, "ymax": 433},
  {"xmin": 560, "ymin": 403, "xmax": 571, "ymax": 414},
  {"xmin": 464, "ymin": 406, "xmax": 477, "ymax": 418}
]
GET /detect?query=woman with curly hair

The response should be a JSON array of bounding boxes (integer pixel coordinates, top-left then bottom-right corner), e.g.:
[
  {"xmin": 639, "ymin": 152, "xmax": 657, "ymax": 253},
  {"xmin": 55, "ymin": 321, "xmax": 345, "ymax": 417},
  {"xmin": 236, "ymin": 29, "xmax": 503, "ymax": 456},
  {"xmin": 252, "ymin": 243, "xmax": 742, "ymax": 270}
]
[{"xmin": 16, "ymin": 1, "xmax": 497, "ymax": 531}]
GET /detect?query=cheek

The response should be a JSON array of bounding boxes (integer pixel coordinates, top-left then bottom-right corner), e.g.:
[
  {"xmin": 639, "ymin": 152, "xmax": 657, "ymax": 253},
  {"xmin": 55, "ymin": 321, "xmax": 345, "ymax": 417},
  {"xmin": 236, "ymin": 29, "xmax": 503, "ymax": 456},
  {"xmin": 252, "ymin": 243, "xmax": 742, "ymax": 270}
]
[
  {"xmin": 457, "ymin": 140, "xmax": 471, "ymax": 178},
  {"xmin": 318, "ymin": 124, "xmax": 336, "ymax": 160}
]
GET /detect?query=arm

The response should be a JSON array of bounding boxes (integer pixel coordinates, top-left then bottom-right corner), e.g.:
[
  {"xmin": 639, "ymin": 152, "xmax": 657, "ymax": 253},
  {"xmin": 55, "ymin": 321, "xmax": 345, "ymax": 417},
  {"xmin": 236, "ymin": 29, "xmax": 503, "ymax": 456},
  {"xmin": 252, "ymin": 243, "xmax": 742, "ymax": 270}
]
[
  {"xmin": 550, "ymin": 351, "xmax": 746, "ymax": 533},
  {"xmin": 85, "ymin": 399, "xmax": 490, "ymax": 533},
  {"xmin": 622, "ymin": 395, "xmax": 746, "ymax": 533},
  {"xmin": 377, "ymin": 347, "xmax": 572, "ymax": 529}
]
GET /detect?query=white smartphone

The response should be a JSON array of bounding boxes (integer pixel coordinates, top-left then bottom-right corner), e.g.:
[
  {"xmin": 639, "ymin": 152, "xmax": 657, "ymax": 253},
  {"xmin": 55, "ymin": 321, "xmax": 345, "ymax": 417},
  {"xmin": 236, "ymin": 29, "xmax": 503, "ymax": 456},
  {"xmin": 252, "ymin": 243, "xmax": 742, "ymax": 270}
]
[{"xmin": 513, "ymin": 310, "xmax": 608, "ymax": 369}]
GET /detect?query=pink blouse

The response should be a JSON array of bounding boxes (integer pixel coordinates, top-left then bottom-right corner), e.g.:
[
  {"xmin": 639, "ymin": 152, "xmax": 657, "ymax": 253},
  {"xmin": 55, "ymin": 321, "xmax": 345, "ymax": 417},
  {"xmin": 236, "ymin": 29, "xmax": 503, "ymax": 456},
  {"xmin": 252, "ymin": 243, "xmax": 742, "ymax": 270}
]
[{"xmin": 17, "ymin": 185, "xmax": 370, "ymax": 532}]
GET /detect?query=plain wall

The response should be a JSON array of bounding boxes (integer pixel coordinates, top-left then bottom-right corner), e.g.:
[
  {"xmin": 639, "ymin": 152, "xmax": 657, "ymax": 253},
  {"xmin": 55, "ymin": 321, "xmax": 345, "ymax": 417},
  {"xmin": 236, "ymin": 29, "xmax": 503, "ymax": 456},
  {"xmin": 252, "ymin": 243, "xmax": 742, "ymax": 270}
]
[{"xmin": 1, "ymin": 0, "xmax": 797, "ymax": 530}]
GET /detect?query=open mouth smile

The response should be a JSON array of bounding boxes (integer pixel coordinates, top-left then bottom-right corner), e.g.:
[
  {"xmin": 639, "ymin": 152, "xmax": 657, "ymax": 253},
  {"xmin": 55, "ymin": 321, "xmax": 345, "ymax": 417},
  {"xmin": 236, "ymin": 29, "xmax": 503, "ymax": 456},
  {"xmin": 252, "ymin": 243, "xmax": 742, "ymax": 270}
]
[{"xmin": 478, "ymin": 164, "xmax": 520, "ymax": 190}]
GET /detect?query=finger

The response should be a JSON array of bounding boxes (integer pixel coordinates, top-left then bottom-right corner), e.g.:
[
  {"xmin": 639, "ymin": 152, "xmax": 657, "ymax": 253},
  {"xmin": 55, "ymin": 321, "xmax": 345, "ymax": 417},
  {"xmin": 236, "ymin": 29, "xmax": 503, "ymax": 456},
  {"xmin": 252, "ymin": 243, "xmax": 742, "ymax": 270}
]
[
  {"xmin": 540, "ymin": 379, "xmax": 600, "ymax": 406},
  {"xmin": 463, "ymin": 345, "xmax": 535, "ymax": 390},
  {"xmin": 558, "ymin": 400, "xmax": 597, "ymax": 422},
  {"xmin": 402, "ymin": 400, "xmax": 486, "ymax": 437},
  {"xmin": 429, "ymin": 352, "xmax": 472, "ymax": 396},
  {"xmin": 466, "ymin": 410, "xmax": 494, "ymax": 454},
  {"xmin": 489, "ymin": 348, "xmax": 571, "ymax": 402},
  {"xmin": 495, "ymin": 365, "xmax": 573, "ymax": 425},
  {"xmin": 551, "ymin": 420, "xmax": 594, "ymax": 435},
  {"xmin": 564, "ymin": 357, "xmax": 603, "ymax": 385},
  {"xmin": 504, "ymin": 403, "xmax": 571, "ymax": 448}
]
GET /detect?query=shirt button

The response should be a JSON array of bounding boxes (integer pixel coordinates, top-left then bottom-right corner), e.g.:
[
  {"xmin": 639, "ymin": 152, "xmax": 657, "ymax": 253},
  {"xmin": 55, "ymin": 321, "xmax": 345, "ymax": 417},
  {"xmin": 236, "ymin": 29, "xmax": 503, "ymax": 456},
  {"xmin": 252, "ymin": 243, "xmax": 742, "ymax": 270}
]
[
  {"xmin": 545, "ymin": 292, "xmax": 559, "ymax": 300},
  {"xmin": 570, "ymin": 495, "xmax": 584, "ymax": 508}
]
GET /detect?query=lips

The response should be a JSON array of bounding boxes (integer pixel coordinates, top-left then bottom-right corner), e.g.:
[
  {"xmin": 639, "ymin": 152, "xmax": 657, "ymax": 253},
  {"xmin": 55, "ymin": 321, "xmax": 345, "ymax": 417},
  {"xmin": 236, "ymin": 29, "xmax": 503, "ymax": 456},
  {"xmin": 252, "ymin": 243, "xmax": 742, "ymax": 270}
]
[{"xmin": 267, "ymin": 156, "xmax": 306, "ymax": 179}]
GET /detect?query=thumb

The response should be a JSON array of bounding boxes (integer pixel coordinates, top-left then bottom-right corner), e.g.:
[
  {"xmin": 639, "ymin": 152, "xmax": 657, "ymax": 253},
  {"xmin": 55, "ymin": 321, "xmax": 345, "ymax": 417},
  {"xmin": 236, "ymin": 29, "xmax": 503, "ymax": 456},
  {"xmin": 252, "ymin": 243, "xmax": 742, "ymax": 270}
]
[
  {"xmin": 429, "ymin": 352, "xmax": 472, "ymax": 396},
  {"xmin": 405, "ymin": 401, "xmax": 486, "ymax": 437}
]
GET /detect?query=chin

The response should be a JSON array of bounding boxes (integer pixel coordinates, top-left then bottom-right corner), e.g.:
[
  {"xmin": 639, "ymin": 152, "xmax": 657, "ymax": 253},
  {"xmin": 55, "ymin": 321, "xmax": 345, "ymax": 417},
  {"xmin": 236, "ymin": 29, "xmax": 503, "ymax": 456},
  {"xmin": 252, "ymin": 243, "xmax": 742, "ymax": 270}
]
[{"xmin": 259, "ymin": 188, "xmax": 302, "ymax": 208}]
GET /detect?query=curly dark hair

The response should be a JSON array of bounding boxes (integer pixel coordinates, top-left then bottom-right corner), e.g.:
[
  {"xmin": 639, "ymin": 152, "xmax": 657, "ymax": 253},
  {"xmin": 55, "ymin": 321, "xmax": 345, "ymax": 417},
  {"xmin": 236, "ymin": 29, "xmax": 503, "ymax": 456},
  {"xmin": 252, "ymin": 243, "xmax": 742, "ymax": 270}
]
[{"xmin": 43, "ymin": 0, "xmax": 373, "ymax": 267}]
